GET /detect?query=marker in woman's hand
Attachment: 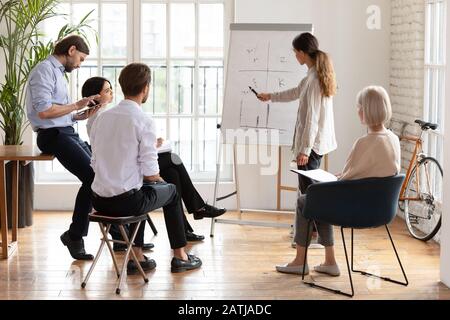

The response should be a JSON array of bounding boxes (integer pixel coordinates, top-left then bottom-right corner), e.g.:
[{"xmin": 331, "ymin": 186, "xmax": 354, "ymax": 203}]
[{"xmin": 248, "ymin": 86, "xmax": 259, "ymax": 96}]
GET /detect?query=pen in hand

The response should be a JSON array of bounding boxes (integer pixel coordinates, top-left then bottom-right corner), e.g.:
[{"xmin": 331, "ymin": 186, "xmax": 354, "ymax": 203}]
[{"xmin": 248, "ymin": 86, "xmax": 259, "ymax": 96}]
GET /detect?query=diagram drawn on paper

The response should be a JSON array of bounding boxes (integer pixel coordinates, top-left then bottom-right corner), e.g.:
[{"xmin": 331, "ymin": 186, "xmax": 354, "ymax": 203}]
[
  {"xmin": 222, "ymin": 24, "xmax": 312, "ymax": 146},
  {"xmin": 238, "ymin": 42, "xmax": 293, "ymax": 132}
]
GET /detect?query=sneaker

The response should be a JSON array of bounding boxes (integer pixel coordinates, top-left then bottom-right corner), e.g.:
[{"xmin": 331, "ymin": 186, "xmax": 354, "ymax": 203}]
[{"xmin": 314, "ymin": 264, "xmax": 341, "ymax": 276}]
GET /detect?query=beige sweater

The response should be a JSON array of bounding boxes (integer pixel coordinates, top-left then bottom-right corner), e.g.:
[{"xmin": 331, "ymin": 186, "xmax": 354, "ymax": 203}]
[{"xmin": 339, "ymin": 129, "xmax": 401, "ymax": 180}]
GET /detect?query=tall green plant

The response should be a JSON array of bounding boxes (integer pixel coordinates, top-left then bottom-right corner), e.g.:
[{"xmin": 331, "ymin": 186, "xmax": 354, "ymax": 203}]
[{"xmin": 0, "ymin": 0, "xmax": 97, "ymax": 145}]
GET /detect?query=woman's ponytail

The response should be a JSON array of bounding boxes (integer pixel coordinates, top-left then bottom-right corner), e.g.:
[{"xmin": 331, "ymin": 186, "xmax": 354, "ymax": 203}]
[{"xmin": 314, "ymin": 50, "xmax": 337, "ymax": 98}]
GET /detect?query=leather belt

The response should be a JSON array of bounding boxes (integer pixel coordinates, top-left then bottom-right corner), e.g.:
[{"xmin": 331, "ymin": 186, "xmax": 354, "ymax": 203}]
[{"xmin": 92, "ymin": 189, "xmax": 139, "ymax": 201}]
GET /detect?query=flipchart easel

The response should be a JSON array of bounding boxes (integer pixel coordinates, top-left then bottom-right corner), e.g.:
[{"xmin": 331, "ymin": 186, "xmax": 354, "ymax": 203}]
[
  {"xmin": 210, "ymin": 23, "xmax": 318, "ymax": 236},
  {"xmin": 209, "ymin": 125, "xmax": 329, "ymax": 237}
]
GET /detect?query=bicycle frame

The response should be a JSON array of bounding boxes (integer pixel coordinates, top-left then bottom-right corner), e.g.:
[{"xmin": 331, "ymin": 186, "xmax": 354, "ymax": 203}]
[{"xmin": 399, "ymin": 135, "xmax": 423, "ymax": 202}]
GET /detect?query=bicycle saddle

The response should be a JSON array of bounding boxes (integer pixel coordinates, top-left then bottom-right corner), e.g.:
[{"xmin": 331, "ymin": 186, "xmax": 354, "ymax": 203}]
[{"xmin": 415, "ymin": 120, "xmax": 438, "ymax": 131}]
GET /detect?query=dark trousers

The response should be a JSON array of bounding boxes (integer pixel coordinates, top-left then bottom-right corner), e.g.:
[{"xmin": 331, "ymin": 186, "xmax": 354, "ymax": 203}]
[
  {"xmin": 37, "ymin": 127, "xmax": 94, "ymax": 240},
  {"xmin": 93, "ymin": 182, "xmax": 187, "ymax": 249},
  {"xmin": 297, "ymin": 150, "xmax": 322, "ymax": 234},
  {"xmin": 297, "ymin": 150, "xmax": 323, "ymax": 194},
  {"xmin": 108, "ymin": 152, "xmax": 205, "ymax": 240},
  {"xmin": 158, "ymin": 152, "xmax": 205, "ymax": 232}
]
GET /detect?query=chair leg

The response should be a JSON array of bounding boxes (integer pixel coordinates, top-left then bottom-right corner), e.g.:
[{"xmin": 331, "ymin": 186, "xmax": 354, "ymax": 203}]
[
  {"xmin": 147, "ymin": 215, "xmax": 158, "ymax": 235},
  {"xmin": 210, "ymin": 218, "xmax": 216, "ymax": 238},
  {"xmin": 303, "ymin": 226, "xmax": 354, "ymax": 298},
  {"xmin": 301, "ymin": 220, "xmax": 311, "ymax": 281},
  {"xmin": 121, "ymin": 224, "xmax": 149, "ymax": 282},
  {"xmin": 99, "ymin": 223, "xmax": 120, "ymax": 278},
  {"xmin": 81, "ymin": 222, "xmax": 108, "ymax": 289},
  {"xmin": 116, "ymin": 223, "xmax": 149, "ymax": 294},
  {"xmin": 385, "ymin": 225, "xmax": 408, "ymax": 286},
  {"xmin": 350, "ymin": 226, "xmax": 408, "ymax": 286},
  {"xmin": 116, "ymin": 225, "xmax": 136, "ymax": 294},
  {"xmin": 351, "ymin": 228, "xmax": 354, "ymax": 271}
]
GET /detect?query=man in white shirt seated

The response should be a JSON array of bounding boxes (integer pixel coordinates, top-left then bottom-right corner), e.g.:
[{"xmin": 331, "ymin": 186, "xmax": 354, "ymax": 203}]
[{"xmin": 89, "ymin": 63, "xmax": 202, "ymax": 274}]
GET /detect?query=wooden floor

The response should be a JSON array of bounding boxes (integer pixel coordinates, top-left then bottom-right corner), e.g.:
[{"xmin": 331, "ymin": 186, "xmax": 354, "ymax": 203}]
[{"xmin": 0, "ymin": 211, "xmax": 449, "ymax": 300}]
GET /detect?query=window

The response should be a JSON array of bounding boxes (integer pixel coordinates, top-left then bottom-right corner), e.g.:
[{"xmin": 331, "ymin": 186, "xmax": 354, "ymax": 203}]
[
  {"xmin": 36, "ymin": 0, "xmax": 231, "ymax": 183},
  {"xmin": 424, "ymin": 0, "xmax": 447, "ymax": 200}
]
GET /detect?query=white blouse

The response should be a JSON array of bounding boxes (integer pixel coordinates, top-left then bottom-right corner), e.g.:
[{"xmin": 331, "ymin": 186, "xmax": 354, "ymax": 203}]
[{"xmin": 271, "ymin": 67, "xmax": 337, "ymax": 157}]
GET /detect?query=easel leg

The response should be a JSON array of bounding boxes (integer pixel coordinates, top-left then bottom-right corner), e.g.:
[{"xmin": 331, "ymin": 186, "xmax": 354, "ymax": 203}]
[
  {"xmin": 277, "ymin": 146, "xmax": 282, "ymax": 211},
  {"xmin": 233, "ymin": 144, "xmax": 242, "ymax": 219},
  {"xmin": 210, "ymin": 135, "xmax": 223, "ymax": 237}
]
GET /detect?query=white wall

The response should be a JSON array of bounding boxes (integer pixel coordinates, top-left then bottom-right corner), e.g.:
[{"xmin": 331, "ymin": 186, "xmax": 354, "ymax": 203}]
[
  {"xmin": 35, "ymin": 0, "xmax": 392, "ymax": 211},
  {"xmin": 229, "ymin": 0, "xmax": 391, "ymax": 210},
  {"xmin": 440, "ymin": 0, "xmax": 450, "ymax": 289},
  {"xmin": 389, "ymin": 0, "xmax": 425, "ymax": 169}
]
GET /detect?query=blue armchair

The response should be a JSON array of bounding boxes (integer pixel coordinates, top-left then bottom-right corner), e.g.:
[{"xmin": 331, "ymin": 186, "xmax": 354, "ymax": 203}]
[{"xmin": 300, "ymin": 174, "xmax": 408, "ymax": 297}]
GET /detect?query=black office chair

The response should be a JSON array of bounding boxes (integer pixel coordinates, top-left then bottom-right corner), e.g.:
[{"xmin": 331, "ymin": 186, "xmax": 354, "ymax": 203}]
[{"xmin": 301, "ymin": 174, "xmax": 408, "ymax": 297}]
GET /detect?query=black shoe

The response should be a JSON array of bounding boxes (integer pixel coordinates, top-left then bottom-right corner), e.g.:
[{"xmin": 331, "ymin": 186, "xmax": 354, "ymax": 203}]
[
  {"xmin": 185, "ymin": 231, "xmax": 205, "ymax": 242},
  {"xmin": 113, "ymin": 242, "xmax": 155, "ymax": 252},
  {"xmin": 60, "ymin": 231, "xmax": 94, "ymax": 261},
  {"xmin": 171, "ymin": 254, "xmax": 202, "ymax": 273},
  {"xmin": 127, "ymin": 256, "xmax": 157, "ymax": 275},
  {"xmin": 193, "ymin": 204, "xmax": 227, "ymax": 220}
]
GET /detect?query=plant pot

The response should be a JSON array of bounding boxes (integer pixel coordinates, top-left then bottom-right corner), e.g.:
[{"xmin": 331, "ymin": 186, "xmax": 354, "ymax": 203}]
[{"xmin": 5, "ymin": 161, "xmax": 34, "ymax": 228}]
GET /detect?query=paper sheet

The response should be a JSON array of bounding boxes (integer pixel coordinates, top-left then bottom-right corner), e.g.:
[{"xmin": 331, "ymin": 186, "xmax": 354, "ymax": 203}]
[
  {"xmin": 290, "ymin": 169, "xmax": 338, "ymax": 182},
  {"xmin": 157, "ymin": 140, "xmax": 172, "ymax": 154}
]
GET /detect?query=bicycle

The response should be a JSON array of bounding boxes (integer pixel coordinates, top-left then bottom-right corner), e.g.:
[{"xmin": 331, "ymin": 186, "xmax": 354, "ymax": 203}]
[{"xmin": 397, "ymin": 119, "xmax": 443, "ymax": 241}]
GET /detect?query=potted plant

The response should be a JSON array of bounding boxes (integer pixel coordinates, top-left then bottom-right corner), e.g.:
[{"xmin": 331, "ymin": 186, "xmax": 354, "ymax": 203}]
[{"xmin": 0, "ymin": 0, "xmax": 97, "ymax": 227}]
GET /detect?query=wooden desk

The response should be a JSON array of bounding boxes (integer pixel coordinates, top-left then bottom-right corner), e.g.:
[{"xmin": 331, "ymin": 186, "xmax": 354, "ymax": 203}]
[{"xmin": 0, "ymin": 146, "xmax": 54, "ymax": 259}]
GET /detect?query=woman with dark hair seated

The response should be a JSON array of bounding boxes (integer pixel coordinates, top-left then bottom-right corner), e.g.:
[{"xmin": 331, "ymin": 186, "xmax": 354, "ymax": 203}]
[{"xmin": 82, "ymin": 77, "xmax": 226, "ymax": 248}]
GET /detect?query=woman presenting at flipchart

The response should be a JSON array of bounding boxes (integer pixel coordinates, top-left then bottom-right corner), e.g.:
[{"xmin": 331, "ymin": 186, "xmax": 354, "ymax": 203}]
[
  {"xmin": 257, "ymin": 32, "xmax": 337, "ymax": 194},
  {"xmin": 258, "ymin": 33, "xmax": 337, "ymax": 243}
]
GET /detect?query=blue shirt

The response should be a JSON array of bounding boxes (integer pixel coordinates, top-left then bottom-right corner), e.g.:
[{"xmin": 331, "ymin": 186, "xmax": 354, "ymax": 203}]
[{"xmin": 26, "ymin": 55, "xmax": 75, "ymax": 131}]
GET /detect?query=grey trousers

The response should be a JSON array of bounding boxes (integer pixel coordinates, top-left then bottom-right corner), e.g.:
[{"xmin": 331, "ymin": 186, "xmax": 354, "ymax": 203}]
[{"xmin": 294, "ymin": 194, "xmax": 334, "ymax": 247}]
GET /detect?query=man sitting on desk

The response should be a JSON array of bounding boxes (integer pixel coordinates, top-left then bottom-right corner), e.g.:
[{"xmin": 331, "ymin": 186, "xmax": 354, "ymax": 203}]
[
  {"xmin": 90, "ymin": 63, "xmax": 202, "ymax": 274},
  {"xmin": 26, "ymin": 35, "xmax": 101, "ymax": 260}
]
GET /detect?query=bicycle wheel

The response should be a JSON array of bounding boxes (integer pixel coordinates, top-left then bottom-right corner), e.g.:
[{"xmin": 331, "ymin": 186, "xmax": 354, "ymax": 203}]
[
  {"xmin": 404, "ymin": 157, "xmax": 443, "ymax": 241},
  {"xmin": 398, "ymin": 199, "xmax": 405, "ymax": 212}
]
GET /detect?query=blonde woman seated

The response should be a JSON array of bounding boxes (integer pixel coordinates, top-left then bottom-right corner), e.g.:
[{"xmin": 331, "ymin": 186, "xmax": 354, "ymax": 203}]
[{"xmin": 276, "ymin": 86, "xmax": 401, "ymax": 276}]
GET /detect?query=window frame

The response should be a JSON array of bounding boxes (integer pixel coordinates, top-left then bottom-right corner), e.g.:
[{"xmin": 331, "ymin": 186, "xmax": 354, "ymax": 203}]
[
  {"xmin": 35, "ymin": 0, "xmax": 233, "ymax": 183},
  {"xmin": 423, "ymin": 0, "xmax": 447, "ymax": 157},
  {"xmin": 423, "ymin": 0, "xmax": 447, "ymax": 201}
]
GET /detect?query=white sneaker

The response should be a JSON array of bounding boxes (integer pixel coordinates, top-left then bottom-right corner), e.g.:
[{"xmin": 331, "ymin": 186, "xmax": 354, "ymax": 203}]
[
  {"xmin": 314, "ymin": 264, "xmax": 341, "ymax": 277},
  {"xmin": 276, "ymin": 263, "xmax": 309, "ymax": 275}
]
